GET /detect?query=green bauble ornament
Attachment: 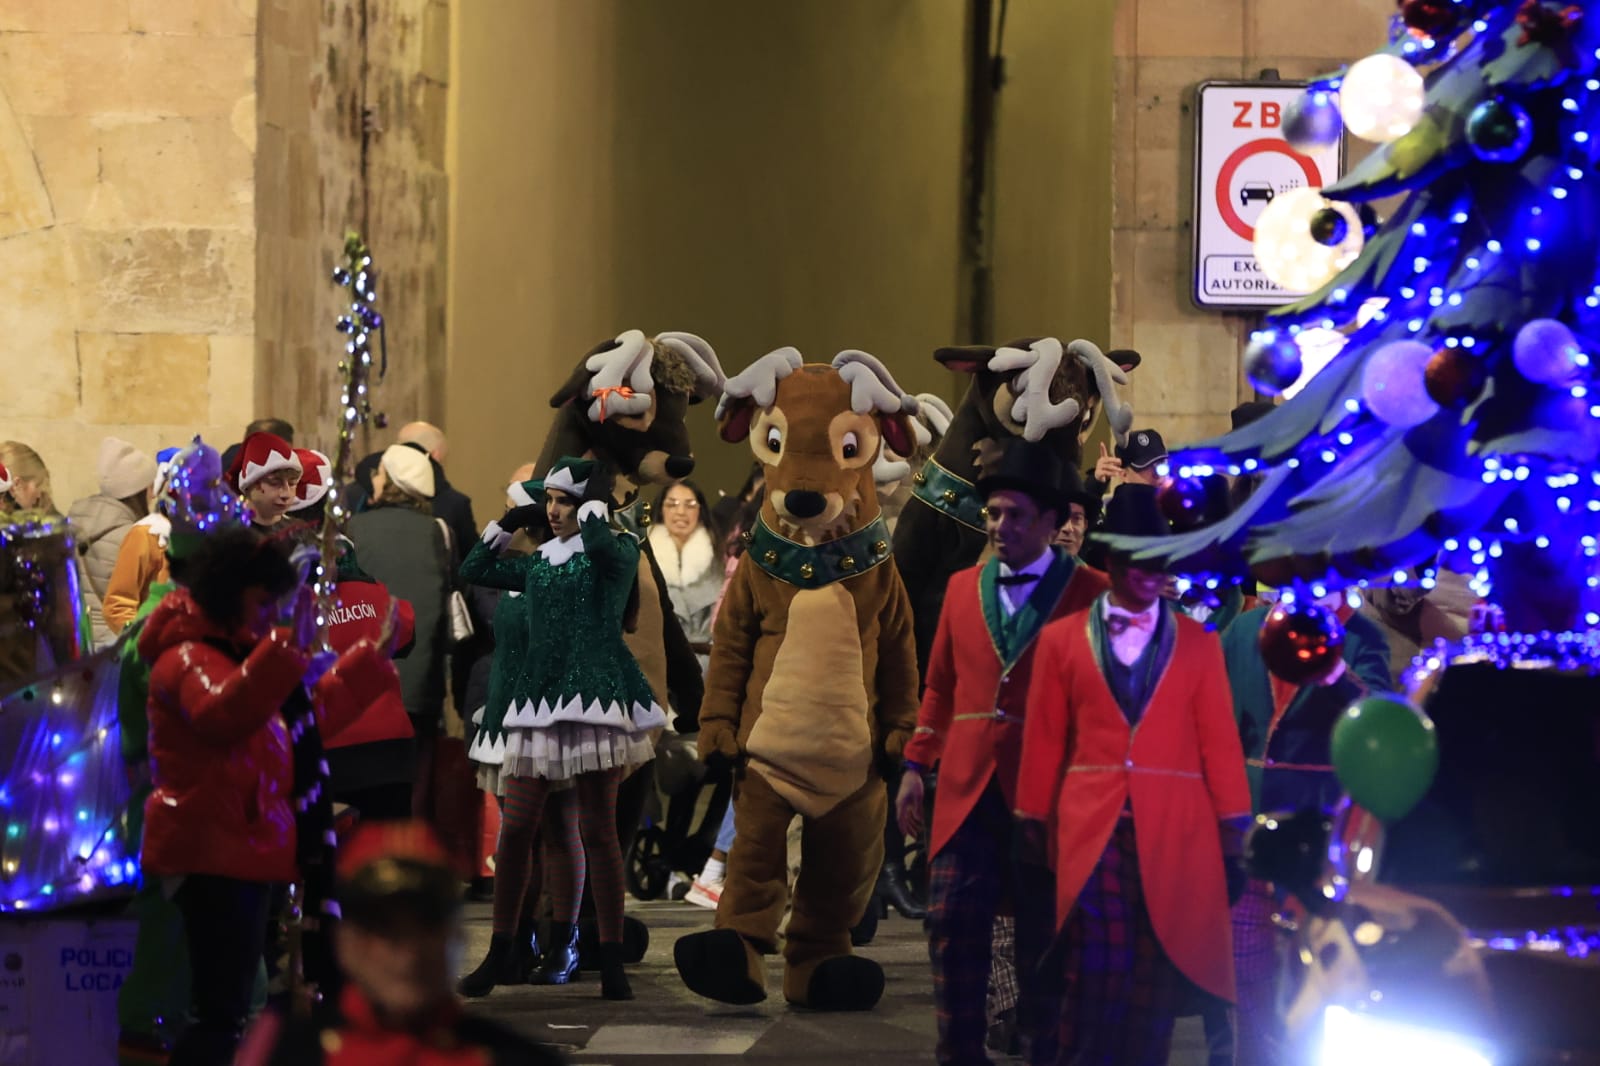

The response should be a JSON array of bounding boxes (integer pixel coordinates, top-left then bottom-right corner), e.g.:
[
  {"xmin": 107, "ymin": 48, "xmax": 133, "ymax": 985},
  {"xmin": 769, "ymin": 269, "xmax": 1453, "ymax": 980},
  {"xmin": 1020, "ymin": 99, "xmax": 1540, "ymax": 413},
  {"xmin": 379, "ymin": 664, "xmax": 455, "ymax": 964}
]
[
  {"xmin": 1331, "ymin": 695, "xmax": 1439, "ymax": 821},
  {"xmin": 1466, "ymin": 98, "xmax": 1533, "ymax": 163}
]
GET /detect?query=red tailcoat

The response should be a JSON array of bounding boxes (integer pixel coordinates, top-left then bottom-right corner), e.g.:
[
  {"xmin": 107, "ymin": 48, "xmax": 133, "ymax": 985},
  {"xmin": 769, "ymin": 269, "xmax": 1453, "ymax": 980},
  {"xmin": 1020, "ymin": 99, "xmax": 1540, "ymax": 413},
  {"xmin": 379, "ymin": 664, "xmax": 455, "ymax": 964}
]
[
  {"xmin": 1017, "ymin": 603, "xmax": 1252, "ymax": 1001},
  {"xmin": 905, "ymin": 559, "xmax": 1107, "ymax": 859}
]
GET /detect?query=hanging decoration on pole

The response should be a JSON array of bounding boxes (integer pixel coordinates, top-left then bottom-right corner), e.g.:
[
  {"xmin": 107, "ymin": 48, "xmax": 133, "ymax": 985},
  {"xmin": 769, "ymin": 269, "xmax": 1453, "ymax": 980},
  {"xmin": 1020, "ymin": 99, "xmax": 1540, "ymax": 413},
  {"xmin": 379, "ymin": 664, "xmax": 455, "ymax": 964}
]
[{"xmin": 317, "ymin": 231, "xmax": 389, "ymax": 651}]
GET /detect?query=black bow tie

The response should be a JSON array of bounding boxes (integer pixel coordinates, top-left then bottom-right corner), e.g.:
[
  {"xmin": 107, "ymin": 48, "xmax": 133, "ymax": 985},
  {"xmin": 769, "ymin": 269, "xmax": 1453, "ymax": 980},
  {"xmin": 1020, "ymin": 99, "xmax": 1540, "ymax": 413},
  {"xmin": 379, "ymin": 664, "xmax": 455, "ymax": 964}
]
[{"xmin": 997, "ymin": 573, "xmax": 1039, "ymax": 587}]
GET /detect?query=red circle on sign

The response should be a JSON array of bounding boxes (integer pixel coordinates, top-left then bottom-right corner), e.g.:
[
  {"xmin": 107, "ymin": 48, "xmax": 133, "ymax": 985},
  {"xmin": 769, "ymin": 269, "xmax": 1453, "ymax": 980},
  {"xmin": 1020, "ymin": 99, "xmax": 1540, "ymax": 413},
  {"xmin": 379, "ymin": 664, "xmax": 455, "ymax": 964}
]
[{"xmin": 1216, "ymin": 139, "xmax": 1324, "ymax": 242}]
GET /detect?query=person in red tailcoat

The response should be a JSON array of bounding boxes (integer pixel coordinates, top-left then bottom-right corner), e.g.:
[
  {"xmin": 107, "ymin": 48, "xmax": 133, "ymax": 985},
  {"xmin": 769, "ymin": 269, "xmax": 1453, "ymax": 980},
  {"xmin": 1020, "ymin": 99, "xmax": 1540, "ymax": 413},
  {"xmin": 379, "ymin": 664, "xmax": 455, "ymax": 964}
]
[
  {"xmin": 896, "ymin": 441, "xmax": 1107, "ymax": 1066},
  {"xmin": 1016, "ymin": 484, "xmax": 1252, "ymax": 1066}
]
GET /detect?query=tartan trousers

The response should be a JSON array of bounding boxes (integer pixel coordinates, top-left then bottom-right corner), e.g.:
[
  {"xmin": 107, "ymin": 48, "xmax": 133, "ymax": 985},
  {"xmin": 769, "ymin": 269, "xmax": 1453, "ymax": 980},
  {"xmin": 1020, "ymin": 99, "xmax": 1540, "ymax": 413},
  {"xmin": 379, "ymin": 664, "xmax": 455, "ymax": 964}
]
[
  {"xmin": 1056, "ymin": 817, "xmax": 1182, "ymax": 1066},
  {"xmin": 1200, "ymin": 877, "xmax": 1281, "ymax": 1065},
  {"xmin": 927, "ymin": 781, "xmax": 1058, "ymax": 1066}
]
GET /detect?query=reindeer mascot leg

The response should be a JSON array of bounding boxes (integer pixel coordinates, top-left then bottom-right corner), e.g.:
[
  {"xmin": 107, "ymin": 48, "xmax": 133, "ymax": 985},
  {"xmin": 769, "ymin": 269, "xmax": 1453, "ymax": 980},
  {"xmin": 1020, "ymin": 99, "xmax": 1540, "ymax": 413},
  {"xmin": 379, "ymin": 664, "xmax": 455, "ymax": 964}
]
[{"xmin": 673, "ymin": 349, "xmax": 920, "ymax": 1011}]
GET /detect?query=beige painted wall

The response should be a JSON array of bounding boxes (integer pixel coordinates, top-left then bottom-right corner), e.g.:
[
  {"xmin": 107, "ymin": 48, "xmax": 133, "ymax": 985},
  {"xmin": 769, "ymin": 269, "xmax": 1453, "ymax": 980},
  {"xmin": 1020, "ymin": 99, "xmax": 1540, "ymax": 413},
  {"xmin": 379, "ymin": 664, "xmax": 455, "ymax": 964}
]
[
  {"xmin": 1111, "ymin": 0, "xmax": 1394, "ymax": 447},
  {"xmin": 446, "ymin": 0, "xmax": 1121, "ymax": 512},
  {"xmin": 0, "ymin": 1, "xmax": 256, "ymax": 508}
]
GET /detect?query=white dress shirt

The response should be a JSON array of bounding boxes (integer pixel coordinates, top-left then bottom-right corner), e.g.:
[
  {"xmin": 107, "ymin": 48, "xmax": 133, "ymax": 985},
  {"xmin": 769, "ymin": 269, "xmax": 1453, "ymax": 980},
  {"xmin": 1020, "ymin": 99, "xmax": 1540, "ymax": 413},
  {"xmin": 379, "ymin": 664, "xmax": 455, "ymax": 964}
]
[
  {"xmin": 997, "ymin": 550, "xmax": 1053, "ymax": 616},
  {"xmin": 1103, "ymin": 597, "xmax": 1160, "ymax": 666}
]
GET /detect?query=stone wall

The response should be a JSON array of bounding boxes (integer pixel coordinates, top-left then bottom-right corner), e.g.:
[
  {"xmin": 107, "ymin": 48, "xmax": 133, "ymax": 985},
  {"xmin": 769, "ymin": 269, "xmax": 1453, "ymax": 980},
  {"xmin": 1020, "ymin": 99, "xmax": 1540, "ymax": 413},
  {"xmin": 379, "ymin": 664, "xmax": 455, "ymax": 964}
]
[
  {"xmin": 1110, "ymin": 0, "xmax": 1395, "ymax": 447},
  {"xmin": 0, "ymin": 0, "xmax": 256, "ymax": 507},
  {"xmin": 256, "ymin": 0, "xmax": 448, "ymax": 462}
]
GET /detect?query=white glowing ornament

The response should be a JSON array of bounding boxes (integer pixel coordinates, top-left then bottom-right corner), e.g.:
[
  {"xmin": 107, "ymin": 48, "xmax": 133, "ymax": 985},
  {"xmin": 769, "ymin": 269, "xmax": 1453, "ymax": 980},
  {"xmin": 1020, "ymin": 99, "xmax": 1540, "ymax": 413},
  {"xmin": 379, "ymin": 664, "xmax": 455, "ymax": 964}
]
[
  {"xmin": 1362, "ymin": 339, "xmax": 1439, "ymax": 427},
  {"xmin": 1283, "ymin": 326, "xmax": 1349, "ymax": 399},
  {"xmin": 1252, "ymin": 188, "xmax": 1365, "ymax": 292},
  {"xmin": 1339, "ymin": 54, "xmax": 1426, "ymax": 143}
]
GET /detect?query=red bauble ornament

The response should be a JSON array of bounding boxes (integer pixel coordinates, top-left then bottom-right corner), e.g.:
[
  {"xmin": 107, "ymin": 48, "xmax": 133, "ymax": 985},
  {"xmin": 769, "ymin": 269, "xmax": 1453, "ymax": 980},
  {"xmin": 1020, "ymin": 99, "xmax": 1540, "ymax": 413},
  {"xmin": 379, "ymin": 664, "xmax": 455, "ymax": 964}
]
[
  {"xmin": 1258, "ymin": 601, "xmax": 1346, "ymax": 685},
  {"xmin": 1155, "ymin": 474, "xmax": 1228, "ymax": 531},
  {"xmin": 1401, "ymin": 0, "xmax": 1460, "ymax": 38},
  {"xmin": 1423, "ymin": 348, "xmax": 1487, "ymax": 407}
]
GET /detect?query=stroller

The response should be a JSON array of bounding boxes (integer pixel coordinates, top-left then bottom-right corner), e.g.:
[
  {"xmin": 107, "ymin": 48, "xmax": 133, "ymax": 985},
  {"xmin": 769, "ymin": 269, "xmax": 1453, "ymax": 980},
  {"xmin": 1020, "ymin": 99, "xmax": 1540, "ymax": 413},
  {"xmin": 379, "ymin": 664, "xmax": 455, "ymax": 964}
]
[{"xmin": 625, "ymin": 729, "xmax": 734, "ymax": 900}]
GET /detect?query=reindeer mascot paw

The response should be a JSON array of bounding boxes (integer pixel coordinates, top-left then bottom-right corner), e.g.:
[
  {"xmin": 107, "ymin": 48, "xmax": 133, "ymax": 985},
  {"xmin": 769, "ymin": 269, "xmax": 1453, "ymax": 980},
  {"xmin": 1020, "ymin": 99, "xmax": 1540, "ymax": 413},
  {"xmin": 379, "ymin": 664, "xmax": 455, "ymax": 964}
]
[{"xmin": 672, "ymin": 348, "xmax": 921, "ymax": 1012}]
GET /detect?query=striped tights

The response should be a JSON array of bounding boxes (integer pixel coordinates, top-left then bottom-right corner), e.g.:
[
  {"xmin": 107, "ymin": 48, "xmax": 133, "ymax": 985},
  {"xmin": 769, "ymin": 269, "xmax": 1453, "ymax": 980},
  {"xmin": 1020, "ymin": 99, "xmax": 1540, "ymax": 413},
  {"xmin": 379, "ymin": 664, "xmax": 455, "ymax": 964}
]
[{"xmin": 490, "ymin": 768, "xmax": 627, "ymax": 942}]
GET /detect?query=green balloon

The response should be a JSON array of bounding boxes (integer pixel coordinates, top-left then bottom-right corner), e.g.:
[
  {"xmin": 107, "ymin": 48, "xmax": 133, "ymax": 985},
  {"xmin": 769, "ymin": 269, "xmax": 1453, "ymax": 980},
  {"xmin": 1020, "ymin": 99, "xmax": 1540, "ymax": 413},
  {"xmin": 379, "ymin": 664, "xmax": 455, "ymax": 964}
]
[{"xmin": 1331, "ymin": 696, "xmax": 1439, "ymax": 821}]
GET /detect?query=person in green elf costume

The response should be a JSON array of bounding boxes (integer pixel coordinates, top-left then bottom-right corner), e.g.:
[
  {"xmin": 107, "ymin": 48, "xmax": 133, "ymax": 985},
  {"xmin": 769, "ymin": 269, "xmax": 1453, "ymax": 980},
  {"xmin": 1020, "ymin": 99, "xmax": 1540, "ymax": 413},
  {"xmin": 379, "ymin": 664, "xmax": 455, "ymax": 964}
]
[{"xmin": 458, "ymin": 456, "xmax": 664, "ymax": 1001}]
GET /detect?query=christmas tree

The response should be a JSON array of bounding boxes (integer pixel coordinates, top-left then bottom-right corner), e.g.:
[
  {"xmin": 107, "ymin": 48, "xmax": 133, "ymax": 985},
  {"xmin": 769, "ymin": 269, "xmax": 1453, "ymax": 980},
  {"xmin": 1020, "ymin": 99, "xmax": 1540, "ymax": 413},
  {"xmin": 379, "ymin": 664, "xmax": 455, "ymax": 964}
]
[{"xmin": 1115, "ymin": 0, "xmax": 1600, "ymax": 633}]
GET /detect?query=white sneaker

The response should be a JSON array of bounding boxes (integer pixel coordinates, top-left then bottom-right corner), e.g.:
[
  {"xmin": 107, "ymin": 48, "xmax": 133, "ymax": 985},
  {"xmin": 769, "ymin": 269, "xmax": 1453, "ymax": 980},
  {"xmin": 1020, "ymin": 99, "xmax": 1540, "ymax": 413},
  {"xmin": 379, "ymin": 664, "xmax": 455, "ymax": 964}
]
[
  {"xmin": 666, "ymin": 871, "xmax": 692, "ymax": 901},
  {"xmin": 685, "ymin": 877, "xmax": 723, "ymax": 910}
]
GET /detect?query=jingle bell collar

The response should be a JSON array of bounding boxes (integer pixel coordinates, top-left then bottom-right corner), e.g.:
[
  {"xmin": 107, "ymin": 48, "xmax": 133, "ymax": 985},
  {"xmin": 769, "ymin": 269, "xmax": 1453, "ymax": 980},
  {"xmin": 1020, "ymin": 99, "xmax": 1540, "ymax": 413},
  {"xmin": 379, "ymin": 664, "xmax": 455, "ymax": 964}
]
[
  {"xmin": 229, "ymin": 432, "xmax": 301, "ymax": 492},
  {"xmin": 747, "ymin": 512, "xmax": 894, "ymax": 589},
  {"xmin": 538, "ymin": 456, "xmax": 596, "ymax": 499},
  {"xmin": 911, "ymin": 458, "xmax": 986, "ymax": 532}
]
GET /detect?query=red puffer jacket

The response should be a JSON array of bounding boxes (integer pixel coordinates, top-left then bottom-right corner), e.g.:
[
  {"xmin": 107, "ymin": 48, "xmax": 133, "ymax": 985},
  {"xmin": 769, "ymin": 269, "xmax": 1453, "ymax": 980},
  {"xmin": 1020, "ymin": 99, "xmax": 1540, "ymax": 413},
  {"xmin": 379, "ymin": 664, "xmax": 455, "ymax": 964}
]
[
  {"xmin": 322, "ymin": 576, "xmax": 416, "ymax": 751},
  {"xmin": 140, "ymin": 588, "xmax": 396, "ymax": 883}
]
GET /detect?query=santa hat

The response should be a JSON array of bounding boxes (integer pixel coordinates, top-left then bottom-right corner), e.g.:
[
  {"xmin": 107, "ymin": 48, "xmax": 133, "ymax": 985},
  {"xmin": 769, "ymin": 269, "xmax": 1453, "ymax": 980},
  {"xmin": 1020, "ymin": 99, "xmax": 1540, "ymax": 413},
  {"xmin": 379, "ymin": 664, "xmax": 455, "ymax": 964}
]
[
  {"xmin": 380, "ymin": 444, "xmax": 435, "ymax": 500},
  {"xmin": 290, "ymin": 449, "xmax": 334, "ymax": 512},
  {"xmin": 97, "ymin": 437, "xmax": 158, "ymax": 500},
  {"xmin": 0, "ymin": 461, "xmax": 11, "ymax": 495},
  {"xmin": 228, "ymin": 432, "xmax": 301, "ymax": 493},
  {"xmin": 152, "ymin": 446, "xmax": 182, "ymax": 498}
]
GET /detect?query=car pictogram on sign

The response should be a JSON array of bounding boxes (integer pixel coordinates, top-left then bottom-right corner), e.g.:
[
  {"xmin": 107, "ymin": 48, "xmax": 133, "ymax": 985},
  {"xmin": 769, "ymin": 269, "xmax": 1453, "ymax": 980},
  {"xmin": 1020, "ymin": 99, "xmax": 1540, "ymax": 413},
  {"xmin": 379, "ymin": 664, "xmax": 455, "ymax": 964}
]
[{"xmin": 1239, "ymin": 181, "xmax": 1275, "ymax": 207}]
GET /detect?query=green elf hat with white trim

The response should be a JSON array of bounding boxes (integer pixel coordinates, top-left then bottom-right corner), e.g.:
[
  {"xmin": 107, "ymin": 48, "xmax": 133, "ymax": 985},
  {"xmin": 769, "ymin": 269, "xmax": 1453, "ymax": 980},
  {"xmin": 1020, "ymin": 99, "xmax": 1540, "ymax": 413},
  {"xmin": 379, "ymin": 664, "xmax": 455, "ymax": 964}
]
[
  {"xmin": 506, "ymin": 477, "xmax": 543, "ymax": 508},
  {"xmin": 535, "ymin": 456, "xmax": 596, "ymax": 500}
]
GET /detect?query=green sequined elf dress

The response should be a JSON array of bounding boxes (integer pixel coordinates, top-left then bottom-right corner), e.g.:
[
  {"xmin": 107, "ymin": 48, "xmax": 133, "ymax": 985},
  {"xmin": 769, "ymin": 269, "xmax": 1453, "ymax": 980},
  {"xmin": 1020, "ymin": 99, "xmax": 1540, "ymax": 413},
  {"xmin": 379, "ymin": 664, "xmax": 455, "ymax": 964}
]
[{"xmin": 461, "ymin": 505, "xmax": 664, "ymax": 792}]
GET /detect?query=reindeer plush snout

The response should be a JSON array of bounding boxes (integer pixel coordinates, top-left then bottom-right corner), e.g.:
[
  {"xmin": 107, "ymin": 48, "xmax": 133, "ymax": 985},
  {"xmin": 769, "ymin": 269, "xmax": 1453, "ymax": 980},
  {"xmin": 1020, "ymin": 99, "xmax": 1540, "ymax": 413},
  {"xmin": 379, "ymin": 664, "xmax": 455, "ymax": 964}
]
[{"xmin": 782, "ymin": 489, "xmax": 828, "ymax": 519}]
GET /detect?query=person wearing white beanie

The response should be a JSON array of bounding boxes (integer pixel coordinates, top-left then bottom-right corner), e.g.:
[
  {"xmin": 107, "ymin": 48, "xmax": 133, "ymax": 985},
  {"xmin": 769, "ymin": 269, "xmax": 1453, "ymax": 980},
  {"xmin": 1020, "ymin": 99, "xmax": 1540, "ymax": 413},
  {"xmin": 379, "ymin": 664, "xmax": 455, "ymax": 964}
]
[
  {"xmin": 374, "ymin": 444, "xmax": 436, "ymax": 502},
  {"xmin": 67, "ymin": 437, "xmax": 160, "ymax": 647}
]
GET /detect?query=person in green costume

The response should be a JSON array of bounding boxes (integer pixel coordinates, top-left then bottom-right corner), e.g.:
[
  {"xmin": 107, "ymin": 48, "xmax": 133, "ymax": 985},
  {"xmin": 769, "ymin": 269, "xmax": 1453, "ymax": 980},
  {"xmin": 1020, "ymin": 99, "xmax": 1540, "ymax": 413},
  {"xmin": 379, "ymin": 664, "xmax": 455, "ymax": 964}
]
[{"xmin": 458, "ymin": 457, "xmax": 664, "ymax": 1002}]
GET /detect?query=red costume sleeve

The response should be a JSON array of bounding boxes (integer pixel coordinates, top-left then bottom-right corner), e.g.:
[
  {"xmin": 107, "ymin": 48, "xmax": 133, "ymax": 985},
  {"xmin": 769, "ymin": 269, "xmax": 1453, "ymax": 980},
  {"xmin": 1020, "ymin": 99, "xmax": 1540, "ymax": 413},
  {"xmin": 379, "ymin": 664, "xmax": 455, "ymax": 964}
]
[
  {"xmin": 904, "ymin": 573, "xmax": 961, "ymax": 768},
  {"xmin": 1016, "ymin": 624, "xmax": 1072, "ymax": 821},
  {"xmin": 315, "ymin": 640, "xmax": 399, "ymax": 739},
  {"xmin": 394, "ymin": 597, "xmax": 416, "ymax": 655},
  {"xmin": 152, "ymin": 628, "xmax": 308, "ymax": 747},
  {"xmin": 1191, "ymin": 630, "xmax": 1253, "ymax": 821}
]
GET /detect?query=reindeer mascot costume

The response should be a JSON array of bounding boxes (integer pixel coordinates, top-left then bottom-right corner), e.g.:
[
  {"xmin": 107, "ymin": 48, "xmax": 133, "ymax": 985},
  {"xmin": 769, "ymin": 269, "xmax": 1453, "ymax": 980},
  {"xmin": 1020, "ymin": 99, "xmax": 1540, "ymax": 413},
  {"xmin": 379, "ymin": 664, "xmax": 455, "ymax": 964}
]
[
  {"xmin": 674, "ymin": 349, "xmax": 921, "ymax": 1012},
  {"xmin": 893, "ymin": 338, "xmax": 1138, "ymax": 674}
]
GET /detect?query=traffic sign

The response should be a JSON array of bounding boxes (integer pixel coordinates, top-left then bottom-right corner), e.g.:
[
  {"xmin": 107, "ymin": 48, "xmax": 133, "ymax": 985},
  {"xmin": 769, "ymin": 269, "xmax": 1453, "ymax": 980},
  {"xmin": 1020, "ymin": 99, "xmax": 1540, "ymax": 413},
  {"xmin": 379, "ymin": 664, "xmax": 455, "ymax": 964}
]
[{"xmin": 1191, "ymin": 81, "xmax": 1346, "ymax": 311}]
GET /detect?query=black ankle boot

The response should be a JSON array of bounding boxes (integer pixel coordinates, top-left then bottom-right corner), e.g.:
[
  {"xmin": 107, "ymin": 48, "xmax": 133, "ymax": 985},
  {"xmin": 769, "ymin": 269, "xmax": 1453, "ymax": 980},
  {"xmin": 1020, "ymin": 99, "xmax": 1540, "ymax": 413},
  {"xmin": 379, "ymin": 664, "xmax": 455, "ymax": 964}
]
[
  {"xmin": 510, "ymin": 920, "xmax": 542, "ymax": 982},
  {"xmin": 529, "ymin": 922, "xmax": 580, "ymax": 985},
  {"xmin": 599, "ymin": 942, "xmax": 634, "ymax": 1000},
  {"xmin": 459, "ymin": 932, "xmax": 513, "ymax": 998},
  {"xmin": 878, "ymin": 860, "xmax": 927, "ymax": 920}
]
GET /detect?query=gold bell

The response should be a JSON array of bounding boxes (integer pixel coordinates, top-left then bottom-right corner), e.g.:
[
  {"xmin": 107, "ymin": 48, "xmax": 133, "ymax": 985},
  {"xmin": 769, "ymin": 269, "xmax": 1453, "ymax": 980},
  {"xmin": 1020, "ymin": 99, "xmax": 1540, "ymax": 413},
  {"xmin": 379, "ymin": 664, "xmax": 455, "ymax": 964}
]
[
  {"xmin": 978, "ymin": 505, "xmax": 990, "ymax": 521},
  {"xmin": 941, "ymin": 489, "xmax": 958, "ymax": 505},
  {"xmin": 913, "ymin": 471, "xmax": 927, "ymax": 485},
  {"xmin": 873, "ymin": 540, "xmax": 888, "ymax": 556},
  {"xmin": 841, "ymin": 556, "xmax": 857, "ymax": 571},
  {"xmin": 763, "ymin": 550, "xmax": 779, "ymax": 567},
  {"xmin": 800, "ymin": 562, "xmax": 815, "ymax": 580}
]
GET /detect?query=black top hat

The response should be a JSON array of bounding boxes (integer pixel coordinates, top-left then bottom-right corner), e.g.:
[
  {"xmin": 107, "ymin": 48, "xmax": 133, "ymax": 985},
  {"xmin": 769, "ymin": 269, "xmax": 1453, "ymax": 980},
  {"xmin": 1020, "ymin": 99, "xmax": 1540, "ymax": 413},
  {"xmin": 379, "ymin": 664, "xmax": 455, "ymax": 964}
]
[
  {"xmin": 975, "ymin": 439, "xmax": 1094, "ymax": 517},
  {"xmin": 1098, "ymin": 483, "xmax": 1171, "ymax": 544},
  {"xmin": 1231, "ymin": 401, "xmax": 1275, "ymax": 430}
]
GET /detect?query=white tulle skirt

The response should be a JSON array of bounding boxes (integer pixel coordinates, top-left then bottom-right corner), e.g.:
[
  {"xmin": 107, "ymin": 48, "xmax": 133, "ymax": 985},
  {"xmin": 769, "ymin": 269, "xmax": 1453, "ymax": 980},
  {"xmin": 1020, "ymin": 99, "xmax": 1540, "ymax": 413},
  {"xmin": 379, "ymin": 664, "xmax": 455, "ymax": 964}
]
[{"xmin": 473, "ymin": 720, "xmax": 657, "ymax": 795}]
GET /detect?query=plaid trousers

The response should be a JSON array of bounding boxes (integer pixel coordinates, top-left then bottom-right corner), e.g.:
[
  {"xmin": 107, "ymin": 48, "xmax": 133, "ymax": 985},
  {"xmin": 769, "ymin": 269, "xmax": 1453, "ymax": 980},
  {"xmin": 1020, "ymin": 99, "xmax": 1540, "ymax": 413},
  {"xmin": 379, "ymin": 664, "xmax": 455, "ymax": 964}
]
[
  {"xmin": 1056, "ymin": 817, "xmax": 1182, "ymax": 1066},
  {"xmin": 1200, "ymin": 877, "xmax": 1281, "ymax": 1066},
  {"xmin": 927, "ymin": 782, "xmax": 1058, "ymax": 1066}
]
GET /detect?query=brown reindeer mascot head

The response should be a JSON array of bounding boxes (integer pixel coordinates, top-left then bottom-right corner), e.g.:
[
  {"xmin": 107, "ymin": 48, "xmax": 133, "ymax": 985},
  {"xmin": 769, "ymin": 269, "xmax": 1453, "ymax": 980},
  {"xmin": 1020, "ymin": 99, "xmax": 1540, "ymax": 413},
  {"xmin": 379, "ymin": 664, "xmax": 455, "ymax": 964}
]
[{"xmin": 674, "ymin": 348, "xmax": 921, "ymax": 1013}]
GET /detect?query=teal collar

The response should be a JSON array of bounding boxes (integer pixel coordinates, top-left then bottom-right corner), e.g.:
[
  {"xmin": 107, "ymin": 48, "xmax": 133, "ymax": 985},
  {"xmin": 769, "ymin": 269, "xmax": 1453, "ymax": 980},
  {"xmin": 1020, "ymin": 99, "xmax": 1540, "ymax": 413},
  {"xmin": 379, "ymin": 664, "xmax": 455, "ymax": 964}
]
[
  {"xmin": 747, "ymin": 513, "xmax": 893, "ymax": 589},
  {"xmin": 979, "ymin": 548, "xmax": 1078, "ymax": 671},
  {"xmin": 911, "ymin": 459, "xmax": 985, "ymax": 533}
]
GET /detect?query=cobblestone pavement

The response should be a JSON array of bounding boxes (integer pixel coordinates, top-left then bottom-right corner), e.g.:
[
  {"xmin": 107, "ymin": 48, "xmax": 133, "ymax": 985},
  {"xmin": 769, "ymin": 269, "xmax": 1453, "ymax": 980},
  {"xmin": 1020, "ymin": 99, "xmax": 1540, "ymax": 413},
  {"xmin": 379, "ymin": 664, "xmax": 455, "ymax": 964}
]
[{"xmin": 463, "ymin": 898, "xmax": 1211, "ymax": 1064}]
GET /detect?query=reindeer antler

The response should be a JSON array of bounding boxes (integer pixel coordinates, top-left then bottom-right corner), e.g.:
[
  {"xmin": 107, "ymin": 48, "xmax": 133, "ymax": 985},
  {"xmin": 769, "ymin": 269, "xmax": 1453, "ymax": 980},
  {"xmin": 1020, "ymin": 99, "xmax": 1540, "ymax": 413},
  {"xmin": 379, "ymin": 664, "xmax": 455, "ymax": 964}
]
[
  {"xmin": 912, "ymin": 393, "xmax": 955, "ymax": 446},
  {"xmin": 1070, "ymin": 339, "xmax": 1133, "ymax": 445},
  {"xmin": 832, "ymin": 350, "xmax": 919, "ymax": 417},
  {"xmin": 716, "ymin": 346, "xmax": 804, "ymax": 419},
  {"xmin": 655, "ymin": 331, "xmax": 726, "ymax": 400},
  {"xmin": 988, "ymin": 338, "xmax": 1081, "ymax": 443},
  {"xmin": 583, "ymin": 329, "xmax": 655, "ymax": 422}
]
